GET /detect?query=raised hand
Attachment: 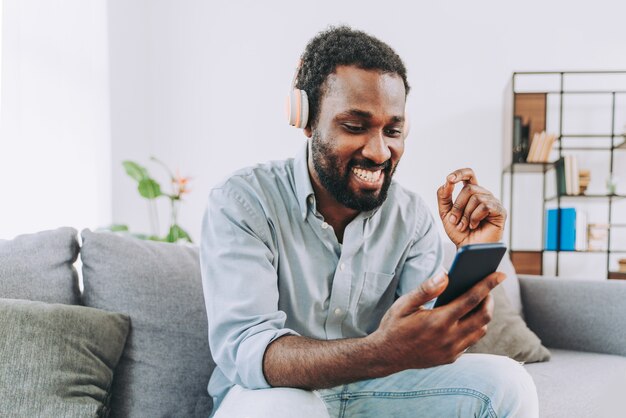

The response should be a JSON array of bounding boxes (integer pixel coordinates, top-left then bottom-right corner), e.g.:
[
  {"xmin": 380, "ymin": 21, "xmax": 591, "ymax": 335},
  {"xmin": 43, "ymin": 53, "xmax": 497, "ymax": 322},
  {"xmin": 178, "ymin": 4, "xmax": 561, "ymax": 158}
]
[{"xmin": 436, "ymin": 168, "xmax": 506, "ymax": 247}]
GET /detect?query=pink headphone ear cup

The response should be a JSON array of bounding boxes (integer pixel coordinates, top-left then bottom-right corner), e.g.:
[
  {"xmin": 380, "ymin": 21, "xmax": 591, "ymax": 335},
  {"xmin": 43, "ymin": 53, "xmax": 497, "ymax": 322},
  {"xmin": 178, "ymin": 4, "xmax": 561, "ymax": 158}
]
[
  {"xmin": 299, "ymin": 90, "xmax": 309, "ymax": 129},
  {"xmin": 287, "ymin": 89, "xmax": 309, "ymax": 129}
]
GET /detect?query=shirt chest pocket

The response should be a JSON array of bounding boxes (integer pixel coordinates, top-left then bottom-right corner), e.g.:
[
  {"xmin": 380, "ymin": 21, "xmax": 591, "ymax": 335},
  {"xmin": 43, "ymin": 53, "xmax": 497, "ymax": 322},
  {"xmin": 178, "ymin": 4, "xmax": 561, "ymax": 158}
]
[{"xmin": 354, "ymin": 271, "xmax": 396, "ymax": 333}]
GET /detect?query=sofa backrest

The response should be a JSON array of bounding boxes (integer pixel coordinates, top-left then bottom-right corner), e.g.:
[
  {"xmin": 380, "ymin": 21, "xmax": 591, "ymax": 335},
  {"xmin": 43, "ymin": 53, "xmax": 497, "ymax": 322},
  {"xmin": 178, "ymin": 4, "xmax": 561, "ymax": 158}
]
[
  {"xmin": 80, "ymin": 229, "xmax": 215, "ymax": 418},
  {"xmin": 0, "ymin": 227, "xmax": 80, "ymax": 304}
]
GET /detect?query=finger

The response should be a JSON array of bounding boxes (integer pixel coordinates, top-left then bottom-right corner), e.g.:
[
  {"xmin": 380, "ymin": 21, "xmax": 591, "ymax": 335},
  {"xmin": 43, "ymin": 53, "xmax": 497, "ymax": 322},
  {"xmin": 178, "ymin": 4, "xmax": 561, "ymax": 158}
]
[
  {"xmin": 468, "ymin": 201, "xmax": 494, "ymax": 230},
  {"xmin": 447, "ymin": 168, "xmax": 479, "ymax": 186},
  {"xmin": 446, "ymin": 272, "xmax": 505, "ymax": 319},
  {"xmin": 456, "ymin": 325, "xmax": 489, "ymax": 354},
  {"xmin": 458, "ymin": 293, "xmax": 494, "ymax": 326},
  {"xmin": 394, "ymin": 270, "xmax": 449, "ymax": 316},
  {"xmin": 448, "ymin": 183, "xmax": 492, "ymax": 227},
  {"xmin": 460, "ymin": 194, "xmax": 488, "ymax": 231},
  {"xmin": 437, "ymin": 181, "xmax": 456, "ymax": 221}
]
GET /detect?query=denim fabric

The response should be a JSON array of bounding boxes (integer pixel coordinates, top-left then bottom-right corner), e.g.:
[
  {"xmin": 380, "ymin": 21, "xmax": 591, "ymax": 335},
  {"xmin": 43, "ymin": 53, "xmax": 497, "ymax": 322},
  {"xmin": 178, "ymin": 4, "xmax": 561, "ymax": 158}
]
[{"xmin": 317, "ymin": 354, "xmax": 538, "ymax": 418}]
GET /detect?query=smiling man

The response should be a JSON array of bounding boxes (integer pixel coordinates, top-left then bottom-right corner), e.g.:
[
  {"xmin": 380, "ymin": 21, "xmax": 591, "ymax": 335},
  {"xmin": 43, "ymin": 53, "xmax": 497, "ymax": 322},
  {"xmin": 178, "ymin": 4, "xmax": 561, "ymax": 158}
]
[{"xmin": 200, "ymin": 26, "xmax": 538, "ymax": 417}]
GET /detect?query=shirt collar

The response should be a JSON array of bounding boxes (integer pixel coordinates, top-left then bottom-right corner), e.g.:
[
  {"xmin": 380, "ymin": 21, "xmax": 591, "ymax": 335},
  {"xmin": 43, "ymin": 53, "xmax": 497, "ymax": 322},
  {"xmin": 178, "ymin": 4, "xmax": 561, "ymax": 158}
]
[
  {"xmin": 294, "ymin": 142, "xmax": 315, "ymax": 221},
  {"xmin": 293, "ymin": 142, "xmax": 386, "ymax": 221}
]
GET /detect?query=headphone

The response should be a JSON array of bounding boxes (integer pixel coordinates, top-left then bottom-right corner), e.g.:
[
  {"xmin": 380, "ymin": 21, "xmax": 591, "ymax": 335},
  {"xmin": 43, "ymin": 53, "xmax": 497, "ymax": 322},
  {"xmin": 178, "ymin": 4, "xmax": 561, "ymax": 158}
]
[
  {"xmin": 286, "ymin": 60, "xmax": 309, "ymax": 129},
  {"xmin": 286, "ymin": 60, "xmax": 410, "ymax": 138}
]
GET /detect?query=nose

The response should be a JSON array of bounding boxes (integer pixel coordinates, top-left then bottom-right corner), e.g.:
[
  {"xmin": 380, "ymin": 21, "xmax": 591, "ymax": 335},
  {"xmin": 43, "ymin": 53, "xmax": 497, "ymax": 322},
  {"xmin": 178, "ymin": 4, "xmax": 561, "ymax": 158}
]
[{"xmin": 362, "ymin": 131, "xmax": 391, "ymax": 165}]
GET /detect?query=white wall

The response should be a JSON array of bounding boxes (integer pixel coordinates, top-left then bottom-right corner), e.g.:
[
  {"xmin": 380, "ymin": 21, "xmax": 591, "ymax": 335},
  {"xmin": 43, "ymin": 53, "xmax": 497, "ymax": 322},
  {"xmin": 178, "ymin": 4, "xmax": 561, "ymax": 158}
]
[
  {"xmin": 0, "ymin": 0, "xmax": 110, "ymax": 239},
  {"xmin": 2, "ymin": 0, "xmax": 626, "ymax": 269},
  {"xmin": 107, "ymin": 0, "xmax": 626, "ymax": 249}
]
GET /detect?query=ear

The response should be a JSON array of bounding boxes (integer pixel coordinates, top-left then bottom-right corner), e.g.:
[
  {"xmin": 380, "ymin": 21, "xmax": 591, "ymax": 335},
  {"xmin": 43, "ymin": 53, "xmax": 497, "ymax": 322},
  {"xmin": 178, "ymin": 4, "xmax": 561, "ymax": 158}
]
[{"xmin": 304, "ymin": 126, "xmax": 313, "ymax": 138}]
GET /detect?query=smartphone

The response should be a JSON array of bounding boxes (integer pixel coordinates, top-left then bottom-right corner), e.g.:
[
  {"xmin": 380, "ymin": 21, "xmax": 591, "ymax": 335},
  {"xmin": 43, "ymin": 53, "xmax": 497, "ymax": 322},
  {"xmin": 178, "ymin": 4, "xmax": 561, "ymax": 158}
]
[{"xmin": 433, "ymin": 242, "xmax": 507, "ymax": 308}]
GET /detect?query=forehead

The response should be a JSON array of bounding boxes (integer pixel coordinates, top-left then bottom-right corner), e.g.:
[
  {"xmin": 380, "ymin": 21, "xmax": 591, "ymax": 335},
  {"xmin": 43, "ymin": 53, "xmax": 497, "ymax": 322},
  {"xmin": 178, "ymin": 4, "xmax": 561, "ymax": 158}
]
[{"xmin": 321, "ymin": 65, "xmax": 406, "ymax": 115}]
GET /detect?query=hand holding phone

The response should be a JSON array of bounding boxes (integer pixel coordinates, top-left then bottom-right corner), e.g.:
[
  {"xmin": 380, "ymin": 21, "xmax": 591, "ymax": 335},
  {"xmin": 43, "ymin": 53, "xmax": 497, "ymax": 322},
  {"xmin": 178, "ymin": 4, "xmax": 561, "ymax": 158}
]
[{"xmin": 433, "ymin": 242, "xmax": 507, "ymax": 308}]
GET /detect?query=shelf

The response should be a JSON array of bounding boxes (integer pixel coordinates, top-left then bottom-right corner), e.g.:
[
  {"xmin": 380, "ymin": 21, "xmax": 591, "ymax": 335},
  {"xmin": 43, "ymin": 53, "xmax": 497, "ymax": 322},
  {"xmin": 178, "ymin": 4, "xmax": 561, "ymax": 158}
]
[
  {"xmin": 609, "ymin": 271, "xmax": 626, "ymax": 280},
  {"xmin": 513, "ymin": 90, "xmax": 626, "ymax": 95},
  {"xmin": 545, "ymin": 194, "xmax": 626, "ymax": 202},
  {"xmin": 504, "ymin": 162, "xmax": 555, "ymax": 173},
  {"xmin": 507, "ymin": 71, "xmax": 626, "ymax": 279},
  {"xmin": 543, "ymin": 249, "xmax": 626, "ymax": 253}
]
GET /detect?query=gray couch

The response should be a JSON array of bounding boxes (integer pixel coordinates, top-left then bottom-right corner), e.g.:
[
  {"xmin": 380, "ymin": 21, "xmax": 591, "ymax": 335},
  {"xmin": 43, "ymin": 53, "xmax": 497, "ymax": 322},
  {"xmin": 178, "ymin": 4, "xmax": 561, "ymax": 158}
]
[{"xmin": 1, "ymin": 227, "xmax": 625, "ymax": 417}]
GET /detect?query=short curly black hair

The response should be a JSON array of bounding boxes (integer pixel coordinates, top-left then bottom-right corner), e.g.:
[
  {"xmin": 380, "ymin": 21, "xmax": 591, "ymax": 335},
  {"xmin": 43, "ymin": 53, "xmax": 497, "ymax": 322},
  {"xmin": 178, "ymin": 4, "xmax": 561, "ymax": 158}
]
[{"xmin": 296, "ymin": 26, "xmax": 410, "ymax": 129}]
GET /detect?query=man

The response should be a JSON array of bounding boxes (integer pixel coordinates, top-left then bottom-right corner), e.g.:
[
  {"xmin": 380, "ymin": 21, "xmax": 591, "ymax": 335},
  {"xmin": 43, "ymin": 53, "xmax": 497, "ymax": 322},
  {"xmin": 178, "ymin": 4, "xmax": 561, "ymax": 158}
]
[{"xmin": 200, "ymin": 26, "xmax": 538, "ymax": 417}]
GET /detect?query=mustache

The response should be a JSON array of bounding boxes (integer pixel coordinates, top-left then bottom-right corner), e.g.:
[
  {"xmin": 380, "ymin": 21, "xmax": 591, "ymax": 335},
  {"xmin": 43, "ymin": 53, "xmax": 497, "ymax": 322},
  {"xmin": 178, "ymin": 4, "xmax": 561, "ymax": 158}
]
[{"xmin": 350, "ymin": 159, "xmax": 392, "ymax": 171}]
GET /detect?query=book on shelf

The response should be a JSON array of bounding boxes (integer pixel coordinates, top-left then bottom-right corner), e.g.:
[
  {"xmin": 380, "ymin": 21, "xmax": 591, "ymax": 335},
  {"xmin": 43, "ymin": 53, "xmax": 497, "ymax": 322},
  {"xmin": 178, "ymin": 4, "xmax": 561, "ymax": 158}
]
[
  {"xmin": 526, "ymin": 131, "xmax": 557, "ymax": 163},
  {"xmin": 545, "ymin": 208, "xmax": 587, "ymax": 251},
  {"xmin": 554, "ymin": 155, "xmax": 580, "ymax": 196}
]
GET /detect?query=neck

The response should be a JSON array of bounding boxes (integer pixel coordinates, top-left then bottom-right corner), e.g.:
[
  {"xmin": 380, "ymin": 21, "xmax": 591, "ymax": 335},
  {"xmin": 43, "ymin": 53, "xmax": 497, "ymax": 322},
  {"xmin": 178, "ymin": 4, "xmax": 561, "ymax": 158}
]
[{"xmin": 307, "ymin": 158, "xmax": 358, "ymax": 243}]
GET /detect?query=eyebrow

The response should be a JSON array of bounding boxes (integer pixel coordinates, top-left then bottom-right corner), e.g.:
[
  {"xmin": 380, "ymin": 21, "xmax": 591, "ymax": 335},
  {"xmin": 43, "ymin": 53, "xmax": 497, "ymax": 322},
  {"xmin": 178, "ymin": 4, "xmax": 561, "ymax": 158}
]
[{"xmin": 337, "ymin": 109, "xmax": 405, "ymax": 123}]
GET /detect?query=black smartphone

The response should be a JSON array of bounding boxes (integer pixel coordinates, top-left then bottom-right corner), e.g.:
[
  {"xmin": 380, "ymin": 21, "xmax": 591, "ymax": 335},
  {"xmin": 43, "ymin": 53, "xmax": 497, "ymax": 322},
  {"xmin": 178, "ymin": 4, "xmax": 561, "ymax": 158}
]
[{"xmin": 433, "ymin": 242, "xmax": 507, "ymax": 308}]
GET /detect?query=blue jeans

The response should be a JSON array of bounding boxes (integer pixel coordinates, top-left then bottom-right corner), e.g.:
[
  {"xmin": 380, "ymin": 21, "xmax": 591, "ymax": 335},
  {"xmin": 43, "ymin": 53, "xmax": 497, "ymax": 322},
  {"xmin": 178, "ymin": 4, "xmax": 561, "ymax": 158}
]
[
  {"xmin": 213, "ymin": 354, "xmax": 538, "ymax": 418},
  {"xmin": 317, "ymin": 354, "xmax": 538, "ymax": 418}
]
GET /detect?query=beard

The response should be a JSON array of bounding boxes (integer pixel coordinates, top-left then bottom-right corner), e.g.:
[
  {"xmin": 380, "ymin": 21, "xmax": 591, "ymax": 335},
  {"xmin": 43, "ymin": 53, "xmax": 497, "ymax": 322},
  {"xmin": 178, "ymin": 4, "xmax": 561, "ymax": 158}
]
[{"xmin": 310, "ymin": 130, "xmax": 397, "ymax": 211}]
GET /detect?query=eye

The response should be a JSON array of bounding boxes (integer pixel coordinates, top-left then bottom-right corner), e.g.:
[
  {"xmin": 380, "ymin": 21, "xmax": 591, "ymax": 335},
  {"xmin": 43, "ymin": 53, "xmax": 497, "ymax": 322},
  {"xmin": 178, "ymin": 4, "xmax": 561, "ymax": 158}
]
[
  {"xmin": 384, "ymin": 128, "xmax": 402, "ymax": 138},
  {"xmin": 342, "ymin": 123, "xmax": 366, "ymax": 133}
]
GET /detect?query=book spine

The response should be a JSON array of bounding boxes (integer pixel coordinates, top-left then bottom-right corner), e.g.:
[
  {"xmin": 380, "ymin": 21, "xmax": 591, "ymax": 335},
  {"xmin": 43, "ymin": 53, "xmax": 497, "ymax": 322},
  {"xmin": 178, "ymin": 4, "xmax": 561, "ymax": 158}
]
[
  {"xmin": 545, "ymin": 208, "xmax": 557, "ymax": 251},
  {"xmin": 560, "ymin": 208, "xmax": 576, "ymax": 251}
]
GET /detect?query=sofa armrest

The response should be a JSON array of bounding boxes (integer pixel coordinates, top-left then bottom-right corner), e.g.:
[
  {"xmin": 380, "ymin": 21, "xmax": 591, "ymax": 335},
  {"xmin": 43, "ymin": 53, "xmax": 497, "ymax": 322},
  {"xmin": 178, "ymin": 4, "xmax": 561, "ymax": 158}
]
[{"xmin": 519, "ymin": 276, "xmax": 626, "ymax": 357}]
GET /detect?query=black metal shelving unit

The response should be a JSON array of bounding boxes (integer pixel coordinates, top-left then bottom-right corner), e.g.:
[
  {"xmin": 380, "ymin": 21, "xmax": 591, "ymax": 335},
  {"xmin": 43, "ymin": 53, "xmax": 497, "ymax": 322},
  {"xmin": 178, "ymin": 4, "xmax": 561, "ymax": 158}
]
[{"xmin": 502, "ymin": 71, "xmax": 626, "ymax": 279}]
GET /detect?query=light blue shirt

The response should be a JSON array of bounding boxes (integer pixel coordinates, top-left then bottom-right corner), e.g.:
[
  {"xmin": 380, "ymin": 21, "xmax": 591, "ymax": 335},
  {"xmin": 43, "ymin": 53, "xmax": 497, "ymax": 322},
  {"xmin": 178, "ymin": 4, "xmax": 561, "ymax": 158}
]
[{"xmin": 200, "ymin": 144, "xmax": 443, "ymax": 411}]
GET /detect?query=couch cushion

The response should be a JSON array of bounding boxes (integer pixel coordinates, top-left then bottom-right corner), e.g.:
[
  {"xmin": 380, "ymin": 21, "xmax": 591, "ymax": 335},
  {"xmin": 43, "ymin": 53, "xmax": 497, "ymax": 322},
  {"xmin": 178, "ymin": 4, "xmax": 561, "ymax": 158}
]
[
  {"xmin": 466, "ymin": 284, "xmax": 550, "ymax": 362},
  {"xmin": 0, "ymin": 227, "xmax": 80, "ymax": 304},
  {"xmin": 525, "ymin": 349, "xmax": 626, "ymax": 418},
  {"xmin": 80, "ymin": 229, "xmax": 214, "ymax": 418},
  {"xmin": 443, "ymin": 241, "xmax": 550, "ymax": 363},
  {"xmin": 0, "ymin": 298, "xmax": 129, "ymax": 417}
]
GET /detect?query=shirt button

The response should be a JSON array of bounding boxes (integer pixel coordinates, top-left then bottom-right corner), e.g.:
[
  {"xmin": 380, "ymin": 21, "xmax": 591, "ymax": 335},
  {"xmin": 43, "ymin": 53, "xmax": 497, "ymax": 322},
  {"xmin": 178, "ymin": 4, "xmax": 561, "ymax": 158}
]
[
  {"xmin": 321, "ymin": 222, "xmax": 329, "ymax": 229},
  {"xmin": 339, "ymin": 263, "xmax": 345, "ymax": 271},
  {"xmin": 334, "ymin": 308, "xmax": 342, "ymax": 316}
]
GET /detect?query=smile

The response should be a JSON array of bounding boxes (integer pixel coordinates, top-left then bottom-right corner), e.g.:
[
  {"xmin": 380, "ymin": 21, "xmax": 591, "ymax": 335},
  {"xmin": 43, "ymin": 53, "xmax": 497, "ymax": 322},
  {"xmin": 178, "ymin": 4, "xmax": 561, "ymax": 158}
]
[{"xmin": 352, "ymin": 167, "xmax": 383, "ymax": 184}]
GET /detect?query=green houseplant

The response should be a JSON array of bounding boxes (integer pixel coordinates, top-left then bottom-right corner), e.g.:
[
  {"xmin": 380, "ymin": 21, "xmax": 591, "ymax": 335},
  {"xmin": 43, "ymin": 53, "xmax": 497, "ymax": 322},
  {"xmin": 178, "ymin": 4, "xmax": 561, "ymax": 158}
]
[{"xmin": 111, "ymin": 157, "xmax": 193, "ymax": 243}]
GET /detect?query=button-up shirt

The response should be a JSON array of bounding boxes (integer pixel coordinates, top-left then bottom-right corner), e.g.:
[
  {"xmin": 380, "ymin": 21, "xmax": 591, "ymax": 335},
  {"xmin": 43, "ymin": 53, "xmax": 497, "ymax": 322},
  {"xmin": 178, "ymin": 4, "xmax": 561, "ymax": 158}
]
[{"xmin": 200, "ymin": 144, "xmax": 443, "ymax": 411}]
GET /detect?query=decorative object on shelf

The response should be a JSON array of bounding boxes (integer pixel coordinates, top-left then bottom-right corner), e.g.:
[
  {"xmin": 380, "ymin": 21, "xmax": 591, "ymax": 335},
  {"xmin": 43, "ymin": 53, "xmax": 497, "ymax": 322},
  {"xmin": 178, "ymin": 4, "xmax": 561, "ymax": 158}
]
[
  {"xmin": 513, "ymin": 116, "xmax": 530, "ymax": 163},
  {"xmin": 578, "ymin": 170, "xmax": 591, "ymax": 195},
  {"xmin": 606, "ymin": 175, "xmax": 619, "ymax": 195},
  {"xmin": 587, "ymin": 224, "xmax": 609, "ymax": 251},
  {"xmin": 106, "ymin": 158, "xmax": 193, "ymax": 243},
  {"xmin": 619, "ymin": 258, "xmax": 626, "ymax": 273},
  {"xmin": 545, "ymin": 208, "xmax": 587, "ymax": 251}
]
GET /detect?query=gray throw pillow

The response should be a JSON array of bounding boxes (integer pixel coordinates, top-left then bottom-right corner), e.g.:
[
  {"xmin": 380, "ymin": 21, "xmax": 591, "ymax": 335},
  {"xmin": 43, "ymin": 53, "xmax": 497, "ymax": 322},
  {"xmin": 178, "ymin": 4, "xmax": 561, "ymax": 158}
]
[
  {"xmin": 0, "ymin": 227, "xmax": 80, "ymax": 304},
  {"xmin": 0, "ymin": 298, "xmax": 129, "ymax": 417},
  {"xmin": 467, "ymin": 285, "xmax": 551, "ymax": 363},
  {"xmin": 80, "ymin": 229, "xmax": 214, "ymax": 418}
]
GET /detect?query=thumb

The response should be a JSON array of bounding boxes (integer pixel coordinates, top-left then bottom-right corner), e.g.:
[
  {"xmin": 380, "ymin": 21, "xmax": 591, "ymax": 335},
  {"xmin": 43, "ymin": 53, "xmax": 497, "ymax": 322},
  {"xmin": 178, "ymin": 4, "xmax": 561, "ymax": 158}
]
[{"xmin": 396, "ymin": 269, "xmax": 448, "ymax": 315}]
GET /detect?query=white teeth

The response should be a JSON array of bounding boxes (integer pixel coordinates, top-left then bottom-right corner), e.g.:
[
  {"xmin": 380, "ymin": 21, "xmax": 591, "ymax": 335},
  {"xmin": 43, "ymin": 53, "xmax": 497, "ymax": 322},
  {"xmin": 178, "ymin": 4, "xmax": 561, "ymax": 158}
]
[{"xmin": 352, "ymin": 167, "xmax": 382, "ymax": 183}]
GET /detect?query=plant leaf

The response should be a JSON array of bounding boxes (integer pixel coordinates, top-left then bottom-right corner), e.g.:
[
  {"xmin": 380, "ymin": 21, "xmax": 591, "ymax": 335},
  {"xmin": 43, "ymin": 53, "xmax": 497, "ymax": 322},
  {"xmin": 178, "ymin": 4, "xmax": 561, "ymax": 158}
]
[
  {"xmin": 109, "ymin": 224, "xmax": 129, "ymax": 232},
  {"xmin": 123, "ymin": 161, "xmax": 149, "ymax": 182},
  {"xmin": 138, "ymin": 179, "xmax": 162, "ymax": 199},
  {"xmin": 166, "ymin": 224, "xmax": 192, "ymax": 243}
]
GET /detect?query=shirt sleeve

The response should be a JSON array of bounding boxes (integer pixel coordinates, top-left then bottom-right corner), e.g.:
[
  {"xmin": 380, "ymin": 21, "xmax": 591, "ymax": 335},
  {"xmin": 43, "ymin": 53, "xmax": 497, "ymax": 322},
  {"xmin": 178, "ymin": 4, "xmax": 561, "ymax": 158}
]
[
  {"xmin": 200, "ymin": 185, "xmax": 299, "ymax": 390},
  {"xmin": 395, "ymin": 199, "xmax": 444, "ymax": 309}
]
